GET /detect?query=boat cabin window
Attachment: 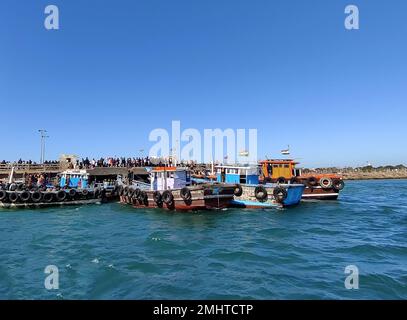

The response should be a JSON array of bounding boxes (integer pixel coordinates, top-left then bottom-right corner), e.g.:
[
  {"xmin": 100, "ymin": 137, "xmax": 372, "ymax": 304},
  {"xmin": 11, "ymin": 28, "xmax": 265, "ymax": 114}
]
[{"xmin": 284, "ymin": 164, "xmax": 289, "ymax": 168}]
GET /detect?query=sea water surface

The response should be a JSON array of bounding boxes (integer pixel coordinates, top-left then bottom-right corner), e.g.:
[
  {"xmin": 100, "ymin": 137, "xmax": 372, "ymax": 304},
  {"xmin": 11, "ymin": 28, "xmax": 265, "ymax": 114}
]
[{"xmin": 0, "ymin": 179, "xmax": 406, "ymax": 299}]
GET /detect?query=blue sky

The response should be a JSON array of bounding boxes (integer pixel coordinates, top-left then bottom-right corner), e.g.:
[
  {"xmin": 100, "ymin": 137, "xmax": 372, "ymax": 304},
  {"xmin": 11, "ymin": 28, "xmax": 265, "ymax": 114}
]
[{"xmin": 1, "ymin": 0, "xmax": 406, "ymax": 167}]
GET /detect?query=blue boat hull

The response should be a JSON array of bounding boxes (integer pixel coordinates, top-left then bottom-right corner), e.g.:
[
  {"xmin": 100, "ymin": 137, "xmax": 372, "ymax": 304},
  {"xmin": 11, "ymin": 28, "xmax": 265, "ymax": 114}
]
[{"xmin": 230, "ymin": 184, "xmax": 305, "ymax": 209}]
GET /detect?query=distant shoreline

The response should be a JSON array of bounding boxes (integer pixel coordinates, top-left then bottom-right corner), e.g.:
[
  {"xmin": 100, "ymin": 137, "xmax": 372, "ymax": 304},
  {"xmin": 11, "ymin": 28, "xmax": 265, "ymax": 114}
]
[{"xmin": 343, "ymin": 176, "xmax": 407, "ymax": 181}]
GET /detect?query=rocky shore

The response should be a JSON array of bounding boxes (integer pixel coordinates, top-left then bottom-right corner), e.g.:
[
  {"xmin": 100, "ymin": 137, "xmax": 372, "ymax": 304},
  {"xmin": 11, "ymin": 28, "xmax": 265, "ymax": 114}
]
[{"xmin": 303, "ymin": 165, "xmax": 407, "ymax": 181}]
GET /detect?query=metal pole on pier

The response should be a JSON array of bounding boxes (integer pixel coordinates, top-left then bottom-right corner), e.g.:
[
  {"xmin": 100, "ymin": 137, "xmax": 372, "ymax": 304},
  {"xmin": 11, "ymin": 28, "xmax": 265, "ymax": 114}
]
[
  {"xmin": 38, "ymin": 129, "xmax": 48, "ymax": 164},
  {"xmin": 43, "ymin": 134, "xmax": 49, "ymax": 164}
]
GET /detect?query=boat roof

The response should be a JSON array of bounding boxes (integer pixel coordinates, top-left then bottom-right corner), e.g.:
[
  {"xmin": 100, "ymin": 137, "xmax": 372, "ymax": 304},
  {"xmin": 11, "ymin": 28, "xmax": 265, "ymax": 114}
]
[
  {"xmin": 61, "ymin": 169, "xmax": 88, "ymax": 175},
  {"xmin": 215, "ymin": 164, "xmax": 258, "ymax": 170},
  {"xmin": 150, "ymin": 166, "xmax": 189, "ymax": 172},
  {"xmin": 259, "ymin": 159, "xmax": 299, "ymax": 165}
]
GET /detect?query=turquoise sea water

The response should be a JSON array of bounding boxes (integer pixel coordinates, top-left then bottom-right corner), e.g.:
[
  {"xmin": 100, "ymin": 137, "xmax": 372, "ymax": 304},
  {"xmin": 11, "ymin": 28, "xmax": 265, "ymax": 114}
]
[{"xmin": 0, "ymin": 179, "xmax": 406, "ymax": 299}]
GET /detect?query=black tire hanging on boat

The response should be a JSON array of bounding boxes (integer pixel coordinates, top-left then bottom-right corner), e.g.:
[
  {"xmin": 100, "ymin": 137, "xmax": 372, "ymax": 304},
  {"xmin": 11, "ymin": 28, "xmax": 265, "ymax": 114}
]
[
  {"xmin": 0, "ymin": 190, "xmax": 7, "ymax": 202},
  {"xmin": 17, "ymin": 183, "xmax": 25, "ymax": 191},
  {"xmin": 290, "ymin": 177, "xmax": 301, "ymax": 184},
  {"xmin": 307, "ymin": 176, "xmax": 318, "ymax": 187},
  {"xmin": 138, "ymin": 191, "xmax": 147, "ymax": 203},
  {"xmin": 20, "ymin": 190, "xmax": 31, "ymax": 202},
  {"xmin": 332, "ymin": 179, "xmax": 345, "ymax": 191},
  {"xmin": 68, "ymin": 189, "xmax": 76, "ymax": 198},
  {"xmin": 254, "ymin": 186, "xmax": 268, "ymax": 202},
  {"xmin": 273, "ymin": 186, "xmax": 288, "ymax": 203},
  {"xmin": 43, "ymin": 192, "xmax": 53, "ymax": 203},
  {"xmin": 319, "ymin": 177, "xmax": 333, "ymax": 189},
  {"xmin": 180, "ymin": 187, "xmax": 192, "ymax": 201},
  {"xmin": 128, "ymin": 187, "xmax": 134, "ymax": 198},
  {"xmin": 81, "ymin": 189, "xmax": 89, "ymax": 197},
  {"xmin": 31, "ymin": 191, "xmax": 42, "ymax": 203},
  {"xmin": 136, "ymin": 189, "xmax": 144, "ymax": 201},
  {"xmin": 162, "ymin": 190, "xmax": 174, "ymax": 205},
  {"xmin": 56, "ymin": 190, "xmax": 67, "ymax": 201},
  {"xmin": 153, "ymin": 191, "xmax": 162, "ymax": 204},
  {"xmin": 234, "ymin": 184, "xmax": 243, "ymax": 197},
  {"xmin": 9, "ymin": 183, "xmax": 17, "ymax": 191},
  {"xmin": 9, "ymin": 192, "xmax": 19, "ymax": 203},
  {"xmin": 277, "ymin": 177, "xmax": 287, "ymax": 184}
]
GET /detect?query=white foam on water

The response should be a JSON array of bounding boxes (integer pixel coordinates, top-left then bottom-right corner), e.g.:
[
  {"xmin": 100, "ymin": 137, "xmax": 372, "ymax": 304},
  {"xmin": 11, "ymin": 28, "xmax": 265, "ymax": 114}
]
[{"xmin": 92, "ymin": 258, "xmax": 99, "ymax": 264}]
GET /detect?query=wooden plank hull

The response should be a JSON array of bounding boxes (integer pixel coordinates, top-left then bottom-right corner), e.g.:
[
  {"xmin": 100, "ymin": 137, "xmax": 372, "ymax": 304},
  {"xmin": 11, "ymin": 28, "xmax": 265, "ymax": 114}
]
[
  {"xmin": 120, "ymin": 185, "xmax": 235, "ymax": 211},
  {"xmin": 302, "ymin": 186, "xmax": 339, "ymax": 200}
]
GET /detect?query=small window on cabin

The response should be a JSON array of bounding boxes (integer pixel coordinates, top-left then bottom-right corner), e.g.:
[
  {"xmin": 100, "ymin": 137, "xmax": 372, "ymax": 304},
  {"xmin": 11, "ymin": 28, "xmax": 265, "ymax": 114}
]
[
  {"xmin": 284, "ymin": 164, "xmax": 289, "ymax": 168},
  {"xmin": 273, "ymin": 164, "xmax": 278, "ymax": 168},
  {"xmin": 170, "ymin": 172, "xmax": 174, "ymax": 178}
]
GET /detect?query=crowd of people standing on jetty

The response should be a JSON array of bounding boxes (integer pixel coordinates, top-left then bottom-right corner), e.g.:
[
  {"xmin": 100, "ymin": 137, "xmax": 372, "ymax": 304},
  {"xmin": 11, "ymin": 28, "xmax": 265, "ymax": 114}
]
[
  {"xmin": 1, "ymin": 157, "xmax": 203, "ymax": 174},
  {"xmin": 72, "ymin": 156, "xmax": 200, "ymax": 170},
  {"xmin": 75, "ymin": 157, "xmax": 155, "ymax": 169},
  {"xmin": 0, "ymin": 159, "xmax": 59, "ymax": 166}
]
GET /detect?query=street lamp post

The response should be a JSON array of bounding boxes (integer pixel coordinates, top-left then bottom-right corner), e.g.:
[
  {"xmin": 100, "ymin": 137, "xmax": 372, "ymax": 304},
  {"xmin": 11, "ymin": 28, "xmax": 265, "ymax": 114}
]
[{"xmin": 38, "ymin": 129, "xmax": 48, "ymax": 164}]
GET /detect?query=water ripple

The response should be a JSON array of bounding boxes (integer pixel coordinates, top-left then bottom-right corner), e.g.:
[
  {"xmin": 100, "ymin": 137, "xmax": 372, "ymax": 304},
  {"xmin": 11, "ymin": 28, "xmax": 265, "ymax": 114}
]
[{"xmin": 0, "ymin": 179, "xmax": 406, "ymax": 299}]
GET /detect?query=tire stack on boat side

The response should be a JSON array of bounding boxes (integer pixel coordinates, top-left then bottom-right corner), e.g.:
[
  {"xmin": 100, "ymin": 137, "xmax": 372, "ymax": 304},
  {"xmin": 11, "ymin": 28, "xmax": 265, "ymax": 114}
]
[{"xmin": 0, "ymin": 182, "xmax": 104, "ymax": 205}]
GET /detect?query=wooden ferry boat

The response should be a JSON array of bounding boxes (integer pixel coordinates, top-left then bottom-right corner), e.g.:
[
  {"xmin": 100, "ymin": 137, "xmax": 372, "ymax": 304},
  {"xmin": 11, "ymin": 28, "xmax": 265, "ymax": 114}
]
[
  {"xmin": 59, "ymin": 169, "xmax": 119, "ymax": 201},
  {"xmin": 0, "ymin": 169, "xmax": 115, "ymax": 209},
  {"xmin": 259, "ymin": 159, "xmax": 345, "ymax": 200},
  {"xmin": 119, "ymin": 166, "xmax": 236, "ymax": 211},
  {"xmin": 214, "ymin": 165, "xmax": 304, "ymax": 209}
]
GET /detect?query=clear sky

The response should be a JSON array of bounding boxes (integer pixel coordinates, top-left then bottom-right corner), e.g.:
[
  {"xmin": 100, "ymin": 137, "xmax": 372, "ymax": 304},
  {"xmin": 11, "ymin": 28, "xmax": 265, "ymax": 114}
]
[{"xmin": 1, "ymin": 0, "xmax": 406, "ymax": 167}]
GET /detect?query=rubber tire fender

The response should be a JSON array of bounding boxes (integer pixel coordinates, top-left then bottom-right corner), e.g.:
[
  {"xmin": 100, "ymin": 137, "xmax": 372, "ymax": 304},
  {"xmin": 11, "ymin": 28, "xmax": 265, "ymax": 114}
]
[
  {"xmin": 254, "ymin": 186, "xmax": 268, "ymax": 202},
  {"xmin": 234, "ymin": 184, "xmax": 243, "ymax": 197},
  {"xmin": 273, "ymin": 187, "xmax": 288, "ymax": 203},
  {"xmin": 162, "ymin": 190, "xmax": 174, "ymax": 205}
]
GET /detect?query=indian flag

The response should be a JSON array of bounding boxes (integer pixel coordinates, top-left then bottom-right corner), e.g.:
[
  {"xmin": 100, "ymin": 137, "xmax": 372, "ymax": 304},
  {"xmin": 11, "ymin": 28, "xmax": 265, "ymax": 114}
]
[{"xmin": 281, "ymin": 145, "xmax": 290, "ymax": 155}]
